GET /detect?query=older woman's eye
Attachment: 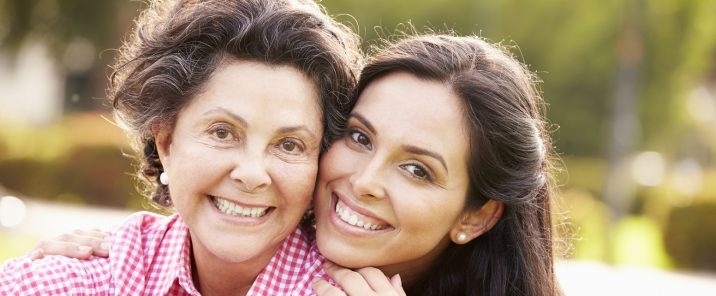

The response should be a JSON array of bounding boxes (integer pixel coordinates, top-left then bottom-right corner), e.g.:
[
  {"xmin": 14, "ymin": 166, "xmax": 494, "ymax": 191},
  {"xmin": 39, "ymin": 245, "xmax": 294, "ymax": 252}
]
[
  {"xmin": 215, "ymin": 128, "xmax": 230, "ymax": 139},
  {"xmin": 278, "ymin": 138, "xmax": 305, "ymax": 154},
  {"xmin": 208, "ymin": 125, "xmax": 236, "ymax": 141}
]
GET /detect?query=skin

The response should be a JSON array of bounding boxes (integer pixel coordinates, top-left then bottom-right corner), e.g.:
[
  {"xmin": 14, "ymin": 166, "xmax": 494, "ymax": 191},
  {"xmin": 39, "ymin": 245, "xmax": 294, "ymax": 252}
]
[{"xmin": 155, "ymin": 59, "xmax": 323, "ymax": 294}]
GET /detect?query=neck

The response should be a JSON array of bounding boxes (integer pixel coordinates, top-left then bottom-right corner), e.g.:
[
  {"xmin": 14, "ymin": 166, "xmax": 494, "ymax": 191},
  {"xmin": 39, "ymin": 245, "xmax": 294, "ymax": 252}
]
[
  {"xmin": 189, "ymin": 235, "xmax": 279, "ymax": 296},
  {"xmin": 377, "ymin": 236, "xmax": 451, "ymax": 288}
]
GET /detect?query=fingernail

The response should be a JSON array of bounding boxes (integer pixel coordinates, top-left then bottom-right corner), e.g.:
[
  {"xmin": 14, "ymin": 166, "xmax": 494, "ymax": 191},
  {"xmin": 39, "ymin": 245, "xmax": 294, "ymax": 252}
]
[
  {"xmin": 100, "ymin": 243, "xmax": 109, "ymax": 251},
  {"xmin": 78, "ymin": 246, "xmax": 92, "ymax": 253}
]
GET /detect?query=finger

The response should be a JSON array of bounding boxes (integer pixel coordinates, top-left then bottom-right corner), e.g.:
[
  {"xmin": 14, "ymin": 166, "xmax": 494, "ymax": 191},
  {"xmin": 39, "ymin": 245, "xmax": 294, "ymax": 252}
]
[
  {"xmin": 35, "ymin": 241, "xmax": 93, "ymax": 259},
  {"xmin": 323, "ymin": 261, "xmax": 372, "ymax": 295},
  {"xmin": 55, "ymin": 233, "xmax": 110, "ymax": 257},
  {"xmin": 312, "ymin": 278, "xmax": 346, "ymax": 296},
  {"xmin": 390, "ymin": 274, "xmax": 406, "ymax": 296},
  {"xmin": 356, "ymin": 267, "xmax": 395, "ymax": 292},
  {"xmin": 70, "ymin": 229, "xmax": 109, "ymax": 240},
  {"xmin": 29, "ymin": 248, "xmax": 44, "ymax": 260}
]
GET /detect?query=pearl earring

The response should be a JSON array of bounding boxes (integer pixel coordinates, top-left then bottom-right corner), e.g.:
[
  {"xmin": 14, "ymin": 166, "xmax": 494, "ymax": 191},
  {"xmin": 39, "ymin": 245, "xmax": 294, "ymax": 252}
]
[
  {"xmin": 456, "ymin": 232, "xmax": 468, "ymax": 243},
  {"xmin": 160, "ymin": 172, "xmax": 169, "ymax": 185}
]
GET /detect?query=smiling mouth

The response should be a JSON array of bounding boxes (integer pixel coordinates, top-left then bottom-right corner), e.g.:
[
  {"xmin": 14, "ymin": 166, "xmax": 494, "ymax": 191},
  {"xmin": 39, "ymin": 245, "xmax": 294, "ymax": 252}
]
[
  {"xmin": 210, "ymin": 195, "xmax": 272, "ymax": 218},
  {"xmin": 333, "ymin": 196, "xmax": 389, "ymax": 231}
]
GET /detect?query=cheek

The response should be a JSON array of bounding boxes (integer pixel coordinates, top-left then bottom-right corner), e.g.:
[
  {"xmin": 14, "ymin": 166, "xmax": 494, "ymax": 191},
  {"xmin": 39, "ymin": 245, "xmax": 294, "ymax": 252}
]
[
  {"xmin": 167, "ymin": 140, "xmax": 220, "ymax": 181},
  {"xmin": 319, "ymin": 143, "xmax": 357, "ymax": 182},
  {"xmin": 395, "ymin": 190, "xmax": 466, "ymax": 233},
  {"xmin": 272, "ymin": 160, "xmax": 319, "ymax": 205}
]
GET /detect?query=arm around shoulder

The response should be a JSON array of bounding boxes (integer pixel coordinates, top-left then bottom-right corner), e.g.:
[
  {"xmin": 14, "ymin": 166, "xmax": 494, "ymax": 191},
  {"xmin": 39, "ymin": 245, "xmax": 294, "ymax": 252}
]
[{"xmin": 0, "ymin": 250, "xmax": 112, "ymax": 294}]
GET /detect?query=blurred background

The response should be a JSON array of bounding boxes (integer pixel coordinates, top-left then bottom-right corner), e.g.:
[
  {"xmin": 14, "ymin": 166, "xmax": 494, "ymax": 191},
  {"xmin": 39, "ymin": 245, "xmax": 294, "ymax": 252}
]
[{"xmin": 0, "ymin": 0, "xmax": 715, "ymax": 294}]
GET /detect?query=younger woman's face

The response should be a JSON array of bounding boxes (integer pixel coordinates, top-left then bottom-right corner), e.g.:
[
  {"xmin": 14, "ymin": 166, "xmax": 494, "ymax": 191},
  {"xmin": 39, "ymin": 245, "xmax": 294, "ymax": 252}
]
[{"xmin": 314, "ymin": 71, "xmax": 472, "ymax": 277}]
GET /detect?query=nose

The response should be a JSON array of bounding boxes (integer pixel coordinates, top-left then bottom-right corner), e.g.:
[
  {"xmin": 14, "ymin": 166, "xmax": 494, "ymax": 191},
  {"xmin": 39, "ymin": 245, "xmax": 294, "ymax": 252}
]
[
  {"xmin": 349, "ymin": 157, "xmax": 387, "ymax": 200},
  {"xmin": 230, "ymin": 150, "xmax": 272, "ymax": 193}
]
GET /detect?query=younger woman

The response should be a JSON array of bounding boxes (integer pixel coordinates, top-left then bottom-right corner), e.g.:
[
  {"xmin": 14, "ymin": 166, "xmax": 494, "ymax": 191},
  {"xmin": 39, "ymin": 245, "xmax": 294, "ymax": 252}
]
[{"xmin": 312, "ymin": 34, "xmax": 560, "ymax": 296}]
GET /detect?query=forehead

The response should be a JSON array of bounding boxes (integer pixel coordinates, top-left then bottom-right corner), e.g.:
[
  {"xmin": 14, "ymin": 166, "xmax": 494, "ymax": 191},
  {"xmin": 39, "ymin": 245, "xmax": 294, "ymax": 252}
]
[
  {"xmin": 355, "ymin": 71, "xmax": 470, "ymax": 160},
  {"xmin": 185, "ymin": 59, "xmax": 322, "ymax": 126}
]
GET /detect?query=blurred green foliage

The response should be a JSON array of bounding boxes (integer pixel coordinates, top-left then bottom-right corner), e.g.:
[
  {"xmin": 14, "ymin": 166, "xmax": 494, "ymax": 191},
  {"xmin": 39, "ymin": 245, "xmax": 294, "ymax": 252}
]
[
  {"xmin": 323, "ymin": 0, "xmax": 716, "ymax": 157},
  {"xmin": 0, "ymin": 115, "xmax": 143, "ymax": 209},
  {"xmin": 0, "ymin": 0, "xmax": 141, "ymax": 60},
  {"xmin": 665, "ymin": 203, "xmax": 716, "ymax": 271}
]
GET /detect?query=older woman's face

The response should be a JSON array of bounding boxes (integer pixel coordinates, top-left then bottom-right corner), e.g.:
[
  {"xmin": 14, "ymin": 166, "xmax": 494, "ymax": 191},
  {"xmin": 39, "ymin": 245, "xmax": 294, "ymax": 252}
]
[
  {"xmin": 314, "ymin": 72, "xmax": 471, "ymax": 275},
  {"xmin": 158, "ymin": 59, "xmax": 322, "ymax": 266}
]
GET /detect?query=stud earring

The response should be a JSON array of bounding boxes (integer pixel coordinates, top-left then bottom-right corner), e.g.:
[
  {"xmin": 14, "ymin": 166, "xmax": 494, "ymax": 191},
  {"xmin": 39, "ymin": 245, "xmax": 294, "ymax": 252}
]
[
  {"xmin": 456, "ymin": 232, "xmax": 468, "ymax": 243},
  {"xmin": 160, "ymin": 172, "xmax": 170, "ymax": 185}
]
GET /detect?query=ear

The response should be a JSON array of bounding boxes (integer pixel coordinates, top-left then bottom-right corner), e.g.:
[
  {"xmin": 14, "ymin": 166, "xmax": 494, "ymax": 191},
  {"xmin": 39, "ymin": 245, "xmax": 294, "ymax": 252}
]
[
  {"xmin": 154, "ymin": 124, "xmax": 173, "ymax": 171},
  {"xmin": 449, "ymin": 199, "xmax": 504, "ymax": 245}
]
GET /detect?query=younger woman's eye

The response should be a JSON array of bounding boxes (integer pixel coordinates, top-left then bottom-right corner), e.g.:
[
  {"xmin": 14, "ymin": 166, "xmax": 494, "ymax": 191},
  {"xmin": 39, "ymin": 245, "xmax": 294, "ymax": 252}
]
[
  {"xmin": 349, "ymin": 130, "xmax": 372, "ymax": 149},
  {"xmin": 401, "ymin": 163, "xmax": 433, "ymax": 182}
]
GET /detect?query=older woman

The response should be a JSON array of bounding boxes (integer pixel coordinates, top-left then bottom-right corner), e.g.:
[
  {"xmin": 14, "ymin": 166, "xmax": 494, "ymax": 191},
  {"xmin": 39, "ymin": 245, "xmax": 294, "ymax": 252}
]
[{"xmin": 0, "ymin": 0, "xmax": 360, "ymax": 294}]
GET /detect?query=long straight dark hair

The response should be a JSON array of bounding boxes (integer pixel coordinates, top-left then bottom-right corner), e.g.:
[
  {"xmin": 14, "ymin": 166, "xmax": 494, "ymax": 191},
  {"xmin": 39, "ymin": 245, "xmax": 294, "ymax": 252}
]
[{"xmin": 355, "ymin": 34, "xmax": 561, "ymax": 296}]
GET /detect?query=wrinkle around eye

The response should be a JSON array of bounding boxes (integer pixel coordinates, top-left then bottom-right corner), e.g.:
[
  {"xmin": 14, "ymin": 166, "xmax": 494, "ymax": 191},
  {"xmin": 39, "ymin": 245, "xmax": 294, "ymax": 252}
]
[
  {"xmin": 271, "ymin": 137, "xmax": 319, "ymax": 163},
  {"xmin": 190, "ymin": 123, "xmax": 242, "ymax": 149},
  {"xmin": 208, "ymin": 124, "xmax": 239, "ymax": 142},
  {"xmin": 277, "ymin": 137, "xmax": 306, "ymax": 155}
]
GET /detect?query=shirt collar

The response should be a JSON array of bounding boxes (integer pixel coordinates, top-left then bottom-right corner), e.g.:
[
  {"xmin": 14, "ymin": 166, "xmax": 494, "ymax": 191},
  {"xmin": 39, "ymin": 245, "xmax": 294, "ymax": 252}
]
[{"xmin": 158, "ymin": 214, "xmax": 200, "ymax": 295}]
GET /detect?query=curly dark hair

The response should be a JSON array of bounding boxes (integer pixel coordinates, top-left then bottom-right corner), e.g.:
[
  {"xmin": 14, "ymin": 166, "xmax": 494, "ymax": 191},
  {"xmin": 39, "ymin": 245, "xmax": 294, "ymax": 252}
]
[
  {"xmin": 355, "ymin": 34, "xmax": 562, "ymax": 296},
  {"xmin": 108, "ymin": 0, "xmax": 361, "ymax": 207}
]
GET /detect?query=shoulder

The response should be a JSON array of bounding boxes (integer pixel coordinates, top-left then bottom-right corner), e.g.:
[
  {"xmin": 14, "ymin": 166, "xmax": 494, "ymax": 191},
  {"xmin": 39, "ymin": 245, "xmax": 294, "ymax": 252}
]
[
  {"xmin": 107, "ymin": 211, "xmax": 185, "ymax": 270},
  {"xmin": 0, "ymin": 252, "xmax": 112, "ymax": 294},
  {"xmin": 116, "ymin": 210, "xmax": 174, "ymax": 232},
  {"xmin": 110, "ymin": 211, "xmax": 181, "ymax": 246},
  {"xmin": 0, "ymin": 212, "xmax": 183, "ymax": 295},
  {"xmin": 108, "ymin": 211, "xmax": 190, "ymax": 294}
]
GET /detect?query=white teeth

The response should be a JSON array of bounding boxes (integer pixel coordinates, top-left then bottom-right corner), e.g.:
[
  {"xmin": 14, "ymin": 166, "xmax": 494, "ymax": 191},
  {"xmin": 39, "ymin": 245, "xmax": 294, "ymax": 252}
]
[
  {"xmin": 335, "ymin": 203, "xmax": 386, "ymax": 231},
  {"xmin": 211, "ymin": 196, "xmax": 269, "ymax": 218}
]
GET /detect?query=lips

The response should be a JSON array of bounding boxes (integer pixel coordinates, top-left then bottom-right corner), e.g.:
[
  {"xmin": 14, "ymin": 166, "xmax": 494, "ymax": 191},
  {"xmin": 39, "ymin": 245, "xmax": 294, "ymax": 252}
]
[
  {"xmin": 210, "ymin": 195, "xmax": 271, "ymax": 218},
  {"xmin": 332, "ymin": 193, "xmax": 391, "ymax": 231}
]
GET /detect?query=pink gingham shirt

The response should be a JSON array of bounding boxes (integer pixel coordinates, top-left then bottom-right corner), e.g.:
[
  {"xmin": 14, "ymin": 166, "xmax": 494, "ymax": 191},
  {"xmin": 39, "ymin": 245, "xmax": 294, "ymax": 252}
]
[{"xmin": 0, "ymin": 211, "xmax": 330, "ymax": 295}]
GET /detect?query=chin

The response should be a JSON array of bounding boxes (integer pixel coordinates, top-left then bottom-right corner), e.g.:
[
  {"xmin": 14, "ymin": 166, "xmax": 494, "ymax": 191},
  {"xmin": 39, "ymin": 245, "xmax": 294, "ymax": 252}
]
[{"xmin": 318, "ymin": 239, "xmax": 371, "ymax": 268}]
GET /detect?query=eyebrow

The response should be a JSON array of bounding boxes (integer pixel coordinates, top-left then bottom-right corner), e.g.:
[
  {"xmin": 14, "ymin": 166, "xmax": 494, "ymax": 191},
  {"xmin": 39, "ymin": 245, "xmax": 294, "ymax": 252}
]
[
  {"xmin": 401, "ymin": 145, "xmax": 448, "ymax": 173},
  {"xmin": 277, "ymin": 126, "xmax": 317, "ymax": 139},
  {"xmin": 203, "ymin": 107, "xmax": 316, "ymax": 138},
  {"xmin": 350, "ymin": 112, "xmax": 377, "ymax": 135},
  {"xmin": 202, "ymin": 107, "xmax": 248, "ymax": 127}
]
